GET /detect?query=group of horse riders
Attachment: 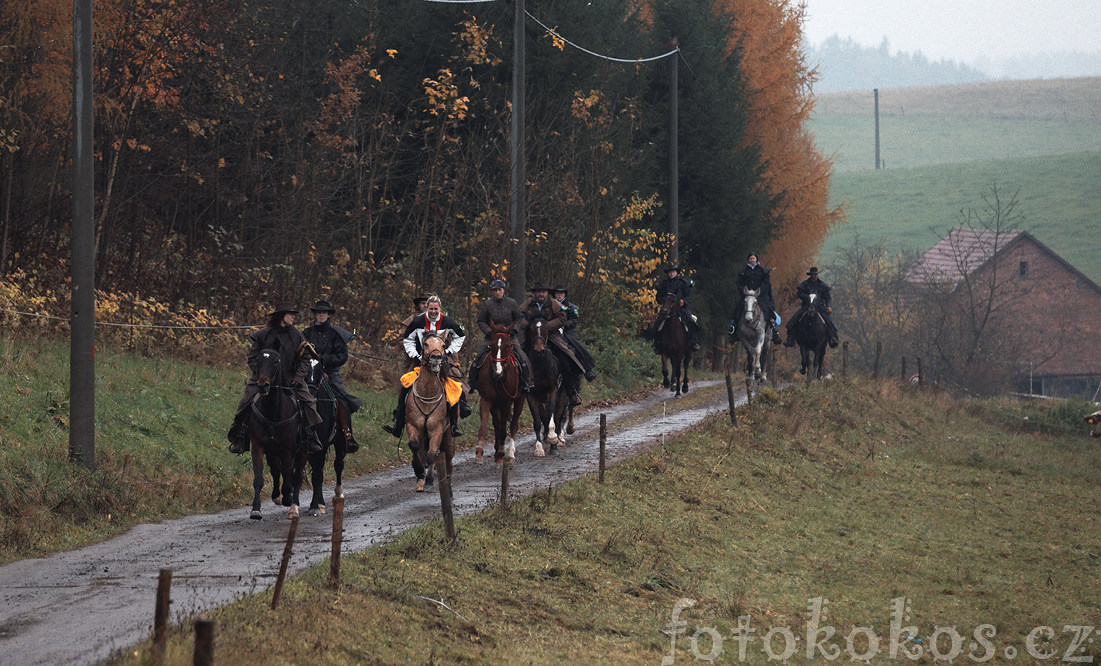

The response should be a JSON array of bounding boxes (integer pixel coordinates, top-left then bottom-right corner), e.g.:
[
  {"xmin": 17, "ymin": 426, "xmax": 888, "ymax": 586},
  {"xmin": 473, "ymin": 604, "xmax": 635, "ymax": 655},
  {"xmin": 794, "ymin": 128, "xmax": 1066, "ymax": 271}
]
[{"xmin": 226, "ymin": 258, "xmax": 839, "ymax": 456}]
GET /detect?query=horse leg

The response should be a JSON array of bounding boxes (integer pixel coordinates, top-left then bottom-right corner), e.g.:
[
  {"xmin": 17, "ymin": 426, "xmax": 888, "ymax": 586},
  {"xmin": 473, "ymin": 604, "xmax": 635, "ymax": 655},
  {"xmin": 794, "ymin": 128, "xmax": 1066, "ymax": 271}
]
[
  {"xmin": 506, "ymin": 402, "xmax": 522, "ymax": 462},
  {"xmin": 288, "ymin": 451, "xmax": 305, "ymax": 519},
  {"xmin": 333, "ymin": 440, "xmax": 345, "ymax": 502},
  {"xmin": 662, "ymin": 353, "xmax": 671, "ymax": 388},
  {"xmin": 409, "ymin": 439, "xmax": 427, "ymax": 492},
  {"xmin": 269, "ymin": 453, "xmax": 282, "ymax": 507},
  {"xmin": 566, "ymin": 402, "xmax": 575, "ymax": 435},
  {"xmin": 307, "ymin": 450, "xmax": 325, "ymax": 516},
  {"xmin": 681, "ymin": 353, "xmax": 690, "ymax": 393},
  {"xmin": 250, "ymin": 447, "xmax": 264, "ymax": 520},
  {"xmin": 279, "ymin": 450, "xmax": 294, "ymax": 508},
  {"xmin": 475, "ymin": 396, "xmax": 491, "ymax": 463}
]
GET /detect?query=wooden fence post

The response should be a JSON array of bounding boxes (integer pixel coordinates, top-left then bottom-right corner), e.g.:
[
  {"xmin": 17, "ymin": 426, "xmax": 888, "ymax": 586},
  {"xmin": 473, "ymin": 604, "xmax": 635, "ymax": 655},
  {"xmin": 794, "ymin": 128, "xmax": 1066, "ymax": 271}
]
[
  {"xmin": 724, "ymin": 352, "xmax": 737, "ymax": 426},
  {"xmin": 193, "ymin": 617, "xmax": 213, "ymax": 666},
  {"xmin": 873, "ymin": 341, "xmax": 882, "ymax": 379},
  {"xmin": 917, "ymin": 357, "xmax": 924, "ymax": 388},
  {"xmin": 599, "ymin": 413, "xmax": 607, "ymax": 483},
  {"xmin": 901, "ymin": 356, "xmax": 907, "ymax": 385},
  {"xmin": 437, "ymin": 450, "xmax": 456, "ymax": 540},
  {"xmin": 270, "ymin": 515, "xmax": 298, "ymax": 610},
  {"xmin": 500, "ymin": 460, "xmax": 510, "ymax": 508},
  {"xmin": 328, "ymin": 495, "xmax": 344, "ymax": 589},
  {"xmin": 744, "ymin": 375, "xmax": 753, "ymax": 406},
  {"xmin": 842, "ymin": 341, "xmax": 848, "ymax": 377},
  {"xmin": 153, "ymin": 568, "xmax": 172, "ymax": 663}
]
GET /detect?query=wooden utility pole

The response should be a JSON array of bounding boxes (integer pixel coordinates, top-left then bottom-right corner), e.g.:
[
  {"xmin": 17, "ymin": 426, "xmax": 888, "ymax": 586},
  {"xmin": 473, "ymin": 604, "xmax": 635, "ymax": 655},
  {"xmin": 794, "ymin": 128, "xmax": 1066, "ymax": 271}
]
[
  {"xmin": 874, "ymin": 88, "xmax": 881, "ymax": 170},
  {"xmin": 668, "ymin": 39, "xmax": 679, "ymax": 262},
  {"xmin": 70, "ymin": 0, "xmax": 96, "ymax": 469},
  {"xmin": 508, "ymin": 0, "xmax": 527, "ymax": 301}
]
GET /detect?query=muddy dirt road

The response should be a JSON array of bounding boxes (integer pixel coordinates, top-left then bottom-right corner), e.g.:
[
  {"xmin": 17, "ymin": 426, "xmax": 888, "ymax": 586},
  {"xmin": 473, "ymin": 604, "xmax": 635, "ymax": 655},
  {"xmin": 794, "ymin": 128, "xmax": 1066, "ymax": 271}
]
[{"xmin": 0, "ymin": 379, "xmax": 744, "ymax": 665}]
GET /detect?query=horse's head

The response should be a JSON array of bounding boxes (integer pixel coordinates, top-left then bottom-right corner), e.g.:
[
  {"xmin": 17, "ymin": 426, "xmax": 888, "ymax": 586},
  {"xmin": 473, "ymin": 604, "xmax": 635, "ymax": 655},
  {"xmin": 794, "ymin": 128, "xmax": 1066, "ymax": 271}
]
[
  {"xmin": 806, "ymin": 292, "xmax": 821, "ymax": 311},
  {"xmin": 422, "ymin": 333, "xmax": 447, "ymax": 374},
  {"xmin": 742, "ymin": 288, "xmax": 760, "ymax": 321},
  {"xmin": 305, "ymin": 357, "xmax": 324, "ymax": 390},
  {"xmin": 529, "ymin": 317, "xmax": 548, "ymax": 352},
  {"xmin": 660, "ymin": 292, "xmax": 680, "ymax": 316},
  {"xmin": 255, "ymin": 349, "xmax": 282, "ymax": 397}
]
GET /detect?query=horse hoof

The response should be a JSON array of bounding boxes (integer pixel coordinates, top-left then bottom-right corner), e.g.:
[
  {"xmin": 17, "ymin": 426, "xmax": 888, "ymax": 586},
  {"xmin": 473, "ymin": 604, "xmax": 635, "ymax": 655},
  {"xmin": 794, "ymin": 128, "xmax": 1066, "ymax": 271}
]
[
  {"xmin": 535, "ymin": 443, "xmax": 545, "ymax": 457},
  {"xmin": 282, "ymin": 495, "xmax": 293, "ymax": 508},
  {"xmin": 250, "ymin": 510, "xmax": 262, "ymax": 520},
  {"xmin": 334, "ymin": 484, "xmax": 343, "ymax": 499},
  {"xmin": 288, "ymin": 505, "xmax": 299, "ymax": 519},
  {"xmin": 566, "ymin": 424, "xmax": 575, "ymax": 435},
  {"xmin": 549, "ymin": 442, "xmax": 558, "ymax": 454},
  {"xmin": 307, "ymin": 507, "xmax": 320, "ymax": 517},
  {"xmin": 271, "ymin": 494, "xmax": 282, "ymax": 507},
  {"xmin": 416, "ymin": 479, "xmax": 426, "ymax": 492},
  {"xmin": 474, "ymin": 448, "xmax": 484, "ymax": 464},
  {"xmin": 319, "ymin": 504, "xmax": 327, "ymax": 515}
]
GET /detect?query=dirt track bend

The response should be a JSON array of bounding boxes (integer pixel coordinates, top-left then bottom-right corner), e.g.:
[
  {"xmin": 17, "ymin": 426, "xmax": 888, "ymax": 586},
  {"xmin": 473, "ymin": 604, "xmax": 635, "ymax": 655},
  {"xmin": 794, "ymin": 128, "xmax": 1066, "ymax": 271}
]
[{"xmin": 0, "ymin": 379, "xmax": 744, "ymax": 665}]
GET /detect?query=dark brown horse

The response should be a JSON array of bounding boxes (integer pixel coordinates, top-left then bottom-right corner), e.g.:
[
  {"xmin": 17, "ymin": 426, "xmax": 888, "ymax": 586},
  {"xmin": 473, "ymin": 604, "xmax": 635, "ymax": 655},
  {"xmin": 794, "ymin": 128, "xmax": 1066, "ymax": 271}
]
[
  {"xmin": 657, "ymin": 293, "xmax": 691, "ymax": 397},
  {"xmin": 791, "ymin": 292, "xmax": 829, "ymax": 379},
  {"xmin": 475, "ymin": 321, "xmax": 526, "ymax": 464},
  {"xmin": 247, "ymin": 349, "xmax": 307, "ymax": 520},
  {"xmin": 523, "ymin": 315, "xmax": 568, "ymax": 456},
  {"xmin": 303, "ymin": 358, "xmax": 344, "ymax": 516},
  {"xmin": 405, "ymin": 334, "xmax": 455, "ymax": 492}
]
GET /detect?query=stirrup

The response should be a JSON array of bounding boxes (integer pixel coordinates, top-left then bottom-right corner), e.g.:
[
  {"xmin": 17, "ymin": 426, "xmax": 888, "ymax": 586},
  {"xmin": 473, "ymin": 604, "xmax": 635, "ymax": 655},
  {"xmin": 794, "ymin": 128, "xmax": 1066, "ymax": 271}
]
[{"xmin": 451, "ymin": 425, "xmax": 463, "ymax": 437}]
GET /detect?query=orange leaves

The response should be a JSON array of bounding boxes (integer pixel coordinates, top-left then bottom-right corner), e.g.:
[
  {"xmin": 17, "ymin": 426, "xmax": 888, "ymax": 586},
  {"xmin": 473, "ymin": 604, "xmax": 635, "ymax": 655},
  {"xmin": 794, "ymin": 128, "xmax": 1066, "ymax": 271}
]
[{"xmin": 423, "ymin": 69, "xmax": 470, "ymax": 122}]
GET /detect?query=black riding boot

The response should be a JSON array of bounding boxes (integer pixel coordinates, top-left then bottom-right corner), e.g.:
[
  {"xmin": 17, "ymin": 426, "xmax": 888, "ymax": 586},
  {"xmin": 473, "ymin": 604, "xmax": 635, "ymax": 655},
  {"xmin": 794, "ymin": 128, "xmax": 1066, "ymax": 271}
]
[
  {"xmin": 516, "ymin": 353, "xmax": 533, "ymax": 393},
  {"xmin": 458, "ymin": 393, "xmax": 472, "ymax": 419},
  {"xmin": 772, "ymin": 329, "xmax": 783, "ymax": 345},
  {"xmin": 690, "ymin": 332, "xmax": 701, "ymax": 352},
  {"xmin": 449, "ymin": 404, "xmax": 462, "ymax": 437},
  {"xmin": 383, "ymin": 386, "xmax": 410, "ymax": 439},
  {"xmin": 227, "ymin": 414, "xmax": 250, "ymax": 455},
  {"xmin": 307, "ymin": 424, "xmax": 324, "ymax": 454}
]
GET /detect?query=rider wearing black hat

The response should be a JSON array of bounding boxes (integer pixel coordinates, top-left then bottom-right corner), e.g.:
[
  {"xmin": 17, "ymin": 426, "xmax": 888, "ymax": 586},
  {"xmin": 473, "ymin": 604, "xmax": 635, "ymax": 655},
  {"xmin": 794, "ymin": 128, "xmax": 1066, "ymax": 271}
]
[
  {"xmin": 468, "ymin": 279, "xmax": 533, "ymax": 393},
  {"xmin": 519, "ymin": 281, "xmax": 590, "ymax": 407},
  {"xmin": 552, "ymin": 285, "xmax": 597, "ymax": 381},
  {"xmin": 735, "ymin": 252, "xmax": 782, "ymax": 345},
  {"xmin": 227, "ymin": 303, "xmax": 325, "ymax": 455},
  {"xmin": 654, "ymin": 264, "xmax": 701, "ymax": 352},
  {"xmin": 400, "ymin": 292, "xmax": 433, "ymax": 330},
  {"xmin": 302, "ymin": 300, "xmax": 363, "ymax": 453},
  {"xmin": 784, "ymin": 267, "xmax": 840, "ymax": 348}
]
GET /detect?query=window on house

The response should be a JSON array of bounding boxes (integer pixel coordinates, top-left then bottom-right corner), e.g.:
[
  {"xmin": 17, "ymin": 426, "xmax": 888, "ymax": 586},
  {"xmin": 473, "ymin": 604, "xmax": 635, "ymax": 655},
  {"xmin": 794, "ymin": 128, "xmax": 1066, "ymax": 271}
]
[{"xmin": 1019, "ymin": 261, "xmax": 1028, "ymax": 278}]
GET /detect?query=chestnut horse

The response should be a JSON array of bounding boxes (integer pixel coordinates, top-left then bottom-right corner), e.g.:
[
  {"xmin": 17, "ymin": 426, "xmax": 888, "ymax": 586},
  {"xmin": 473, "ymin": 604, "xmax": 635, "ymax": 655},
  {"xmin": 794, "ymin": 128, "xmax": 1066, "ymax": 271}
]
[
  {"xmin": 475, "ymin": 321, "xmax": 526, "ymax": 464},
  {"xmin": 247, "ymin": 349, "xmax": 307, "ymax": 520},
  {"xmin": 405, "ymin": 334, "xmax": 455, "ymax": 492}
]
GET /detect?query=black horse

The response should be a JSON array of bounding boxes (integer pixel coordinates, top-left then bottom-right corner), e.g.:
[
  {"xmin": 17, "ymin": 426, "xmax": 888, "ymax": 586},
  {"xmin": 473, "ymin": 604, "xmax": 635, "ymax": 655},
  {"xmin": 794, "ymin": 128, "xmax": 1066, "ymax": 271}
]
[
  {"xmin": 523, "ymin": 316, "xmax": 568, "ymax": 456},
  {"xmin": 303, "ymin": 358, "xmax": 345, "ymax": 516},
  {"xmin": 791, "ymin": 292, "xmax": 829, "ymax": 379},
  {"xmin": 657, "ymin": 292, "xmax": 691, "ymax": 397},
  {"xmin": 247, "ymin": 349, "xmax": 308, "ymax": 520}
]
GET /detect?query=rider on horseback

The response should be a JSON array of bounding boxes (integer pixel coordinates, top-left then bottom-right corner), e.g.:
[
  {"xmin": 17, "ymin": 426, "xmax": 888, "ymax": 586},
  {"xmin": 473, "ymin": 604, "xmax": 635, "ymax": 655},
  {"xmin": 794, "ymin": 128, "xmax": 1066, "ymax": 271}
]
[
  {"xmin": 227, "ymin": 303, "xmax": 325, "ymax": 455},
  {"xmin": 468, "ymin": 279, "xmax": 533, "ymax": 393},
  {"xmin": 654, "ymin": 264, "xmax": 701, "ymax": 352},
  {"xmin": 302, "ymin": 300, "xmax": 363, "ymax": 453},
  {"xmin": 735, "ymin": 253, "xmax": 782, "ymax": 346},
  {"xmin": 552, "ymin": 284, "xmax": 597, "ymax": 382},
  {"xmin": 520, "ymin": 281, "xmax": 591, "ymax": 407},
  {"xmin": 384, "ymin": 295, "xmax": 470, "ymax": 439},
  {"xmin": 784, "ymin": 267, "xmax": 840, "ymax": 348}
]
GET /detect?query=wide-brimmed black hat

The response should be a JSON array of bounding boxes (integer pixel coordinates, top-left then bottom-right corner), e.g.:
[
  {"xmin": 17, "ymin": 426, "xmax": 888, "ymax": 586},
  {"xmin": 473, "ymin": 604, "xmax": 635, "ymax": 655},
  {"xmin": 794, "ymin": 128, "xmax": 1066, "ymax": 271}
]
[
  {"xmin": 665, "ymin": 264, "xmax": 679, "ymax": 272},
  {"xmin": 310, "ymin": 300, "xmax": 335, "ymax": 313},
  {"xmin": 807, "ymin": 266, "xmax": 819, "ymax": 275},
  {"xmin": 268, "ymin": 303, "xmax": 299, "ymax": 317},
  {"xmin": 531, "ymin": 281, "xmax": 552, "ymax": 291},
  {"xmin": 489, "ymin": 279, "xmax": 507, "ymax": 290},
  {"xmin": 552, "ymin": 284, "xmax": 568, "ymax": 294},
  {"xmin": 412, "ymin": 292, "xmax": 432, "ymax": 305}
]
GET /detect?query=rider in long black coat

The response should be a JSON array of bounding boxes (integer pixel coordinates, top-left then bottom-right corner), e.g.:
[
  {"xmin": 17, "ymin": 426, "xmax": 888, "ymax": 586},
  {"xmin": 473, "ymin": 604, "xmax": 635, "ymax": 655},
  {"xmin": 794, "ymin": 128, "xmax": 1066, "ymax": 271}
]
[
  {"xmin": 227, "ymin": 303, "xmax": 324, "ymax": 455},
  {"xmin": 734, "ymin": 252, "xmax": 782, "ymax": 345},
  {"xmin": 520, "ymin": 281, "xmax": 589, "ymax": 407},
  {"xmin": 784, "ymin": 266, "xmax": 840, "ymax": 348},
  {"xmin": 552, "ymin": 285, "xmax": 596, "ymax": 378},
  {"xmin": 653, "ymin": 264, "xmax": 701, "ymax": 351},
  {"xmin": 302, "ymin": 300, "xmax": 363, "ymax": 452}
]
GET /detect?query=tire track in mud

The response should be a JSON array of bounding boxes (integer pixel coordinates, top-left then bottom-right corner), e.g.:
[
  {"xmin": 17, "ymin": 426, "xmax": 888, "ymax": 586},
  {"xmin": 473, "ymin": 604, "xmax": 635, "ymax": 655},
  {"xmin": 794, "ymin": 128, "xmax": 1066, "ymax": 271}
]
[{"xmin": 0, "ymin": 379, "xmax": 746, "ymax": 665}]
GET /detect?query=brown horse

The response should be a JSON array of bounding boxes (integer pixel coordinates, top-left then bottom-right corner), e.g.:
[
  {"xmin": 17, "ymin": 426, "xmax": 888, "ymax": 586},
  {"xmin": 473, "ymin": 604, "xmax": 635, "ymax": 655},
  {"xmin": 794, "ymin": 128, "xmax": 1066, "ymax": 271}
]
[
  {"xmin": 405, "ymin": 334, "xmax": 455, "ymax": 492},
  {"xmin": 475, "ymin": 321, "xmax": 526, "ymax": 464},
  {"xmin": 657, "ymin": 293, "xmax": 691, "ymax": 397},
  {"xmin": 247, "ymin": 349, "xmax": 307, "ymax": 520}
]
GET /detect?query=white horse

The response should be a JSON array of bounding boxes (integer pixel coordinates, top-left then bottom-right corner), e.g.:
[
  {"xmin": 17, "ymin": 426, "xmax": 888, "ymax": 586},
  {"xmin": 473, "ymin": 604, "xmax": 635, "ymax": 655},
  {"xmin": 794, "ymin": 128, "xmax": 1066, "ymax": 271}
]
[{"xmin": 735, "ymin": 288, "xmax": 772, "ymax": 383}]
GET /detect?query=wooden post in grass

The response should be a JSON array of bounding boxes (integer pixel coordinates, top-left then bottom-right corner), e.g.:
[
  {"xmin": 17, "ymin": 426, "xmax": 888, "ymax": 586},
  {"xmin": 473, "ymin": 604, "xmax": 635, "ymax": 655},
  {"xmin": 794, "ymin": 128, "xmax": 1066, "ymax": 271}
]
[
  {"xmin": 437, "ymin": 450, "xmax": 456, "ymax": 540},
  {"xmin": 724, "ymin": 353, "xmax": 737, "ymax": 426},
  {"xmin": 842, "ymin": 341, "xmax": 848, "ymax": 377},
  {"xmin": 193, "ymin": 617, "xmax": 213, "ymax": 666},
  {"xmin": 270, "ymin": 515, "xmax": 298, "ymax": 610},
  {"xmin": 917, "ymin": 357, "xmax": 924, "ymax": 388},
  {"xmin": 745, "ymin": 375, "xmax": 753, "ymax": 406},
  {"xmin": 901, "ymin": 356, "xmax": 907, "ymax": 385},
  {"xmin": 328, "ymin": 495, "xmax": 344, "ymax": 589},
  {"xmin": 501, "ymin": 460, "xmax": 510, "ymax": 508},
  {"xmin": 153, "ymin": 568, "xmax": 171, "ymax": 662},
  {"xmin": 873, "ymin": 341, "xmax": 882, "ymax": 379},
  {"xmin": 599, "ymin": 413, "xmax": 607, "ymax": 482}
]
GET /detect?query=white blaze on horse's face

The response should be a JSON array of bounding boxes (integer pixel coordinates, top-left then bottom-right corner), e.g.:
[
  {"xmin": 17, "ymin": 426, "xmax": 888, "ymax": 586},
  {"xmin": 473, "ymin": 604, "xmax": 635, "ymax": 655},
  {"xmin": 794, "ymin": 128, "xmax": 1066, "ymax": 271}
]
[
  {"xmin": 533, "ymin": 321, "xmax": 545, "ymax": 351},
  {"xmin": 494, "ymin": 336, "xmax": 505, "ymax": 377},
  {"xmin": 743, "ymin": 289, "xmax": 759, "ymax": 321}
]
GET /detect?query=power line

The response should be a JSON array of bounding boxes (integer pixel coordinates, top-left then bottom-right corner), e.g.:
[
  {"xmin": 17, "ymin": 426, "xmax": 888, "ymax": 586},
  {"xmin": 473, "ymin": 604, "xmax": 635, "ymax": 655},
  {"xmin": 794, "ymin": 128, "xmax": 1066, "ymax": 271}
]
[{"xmin": 525, "ymin": 11, "xmax": 678, "ymax": 63}]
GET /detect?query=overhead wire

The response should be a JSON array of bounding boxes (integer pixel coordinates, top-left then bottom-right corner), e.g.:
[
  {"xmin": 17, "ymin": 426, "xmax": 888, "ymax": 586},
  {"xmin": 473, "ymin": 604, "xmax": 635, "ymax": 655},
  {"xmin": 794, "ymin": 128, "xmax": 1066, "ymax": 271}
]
[{"xmin": 524, "ymin": 11, "xmax": 678, "ymax": 63}]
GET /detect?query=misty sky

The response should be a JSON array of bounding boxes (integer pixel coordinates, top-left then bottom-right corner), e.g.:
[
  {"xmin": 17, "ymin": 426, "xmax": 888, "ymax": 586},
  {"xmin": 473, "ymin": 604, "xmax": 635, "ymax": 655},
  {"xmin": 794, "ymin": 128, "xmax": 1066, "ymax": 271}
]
[{"xmin": 802, "ymin": 0, "xmax": 1101, "ymax": 65}]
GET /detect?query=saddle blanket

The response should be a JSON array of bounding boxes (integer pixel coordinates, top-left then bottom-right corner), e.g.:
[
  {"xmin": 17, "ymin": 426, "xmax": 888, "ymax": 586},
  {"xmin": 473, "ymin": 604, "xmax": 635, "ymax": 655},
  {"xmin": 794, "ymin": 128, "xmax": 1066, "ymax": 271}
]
[{"xmin": 400, "ymin": 367, "xmax": 462, "ymax": 406}]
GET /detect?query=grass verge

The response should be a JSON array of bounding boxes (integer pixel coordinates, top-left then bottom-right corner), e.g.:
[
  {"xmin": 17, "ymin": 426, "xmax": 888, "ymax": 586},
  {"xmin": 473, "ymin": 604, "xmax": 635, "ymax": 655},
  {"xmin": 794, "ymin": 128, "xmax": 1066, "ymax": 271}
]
[{"xmin": 119, "ymin": 378, "xmax": 1101, "ymax": 664}]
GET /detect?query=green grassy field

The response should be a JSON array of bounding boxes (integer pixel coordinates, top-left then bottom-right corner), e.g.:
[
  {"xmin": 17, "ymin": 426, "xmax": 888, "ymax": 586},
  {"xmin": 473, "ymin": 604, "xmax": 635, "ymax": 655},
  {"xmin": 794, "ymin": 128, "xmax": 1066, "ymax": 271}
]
[
  {"xmin": 119, "ymin": 379, "xmax": 1101, "ymax": 664},
  {"xmin": 808, "ymin": 78, "xmax": 1101, "ymax": 285}
]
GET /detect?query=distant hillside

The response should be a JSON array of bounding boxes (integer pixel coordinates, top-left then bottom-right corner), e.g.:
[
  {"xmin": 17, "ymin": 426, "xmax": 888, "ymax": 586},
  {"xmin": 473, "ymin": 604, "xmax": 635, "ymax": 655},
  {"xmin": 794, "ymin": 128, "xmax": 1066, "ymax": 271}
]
[
  {"xmin": 808, "ymin": 77, "xmax": 1101, "ymax": 285},
  {"xmin": 806, "ymin": 36, "xmax": 987, "ymax": 93}
]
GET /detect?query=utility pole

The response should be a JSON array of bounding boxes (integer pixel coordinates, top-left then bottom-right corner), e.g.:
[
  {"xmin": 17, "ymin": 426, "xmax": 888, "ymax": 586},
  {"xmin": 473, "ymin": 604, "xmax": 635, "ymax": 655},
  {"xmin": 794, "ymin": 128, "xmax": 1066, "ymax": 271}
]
[
  {"xmin": 668, "ymin": 38, "xmax": 679, "ymax": 262},
  {"xmin": 874, "ymin": 87, "xmax": 881, "ymax": 170},
  {"xmin": 508, "ymin": 0, "xmax": 527, "ymax": 301},
  {"xmin": 70, "ymin": 0, "xmax": 96, "ymax": 468}
]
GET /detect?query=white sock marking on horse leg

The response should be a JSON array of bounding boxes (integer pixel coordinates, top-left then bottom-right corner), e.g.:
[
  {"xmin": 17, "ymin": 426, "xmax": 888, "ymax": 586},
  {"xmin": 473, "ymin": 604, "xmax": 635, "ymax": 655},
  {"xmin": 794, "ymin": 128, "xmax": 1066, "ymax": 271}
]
[{"xmin": 506, "ymin": 437, "xmax": 516, "ymax": 460}]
